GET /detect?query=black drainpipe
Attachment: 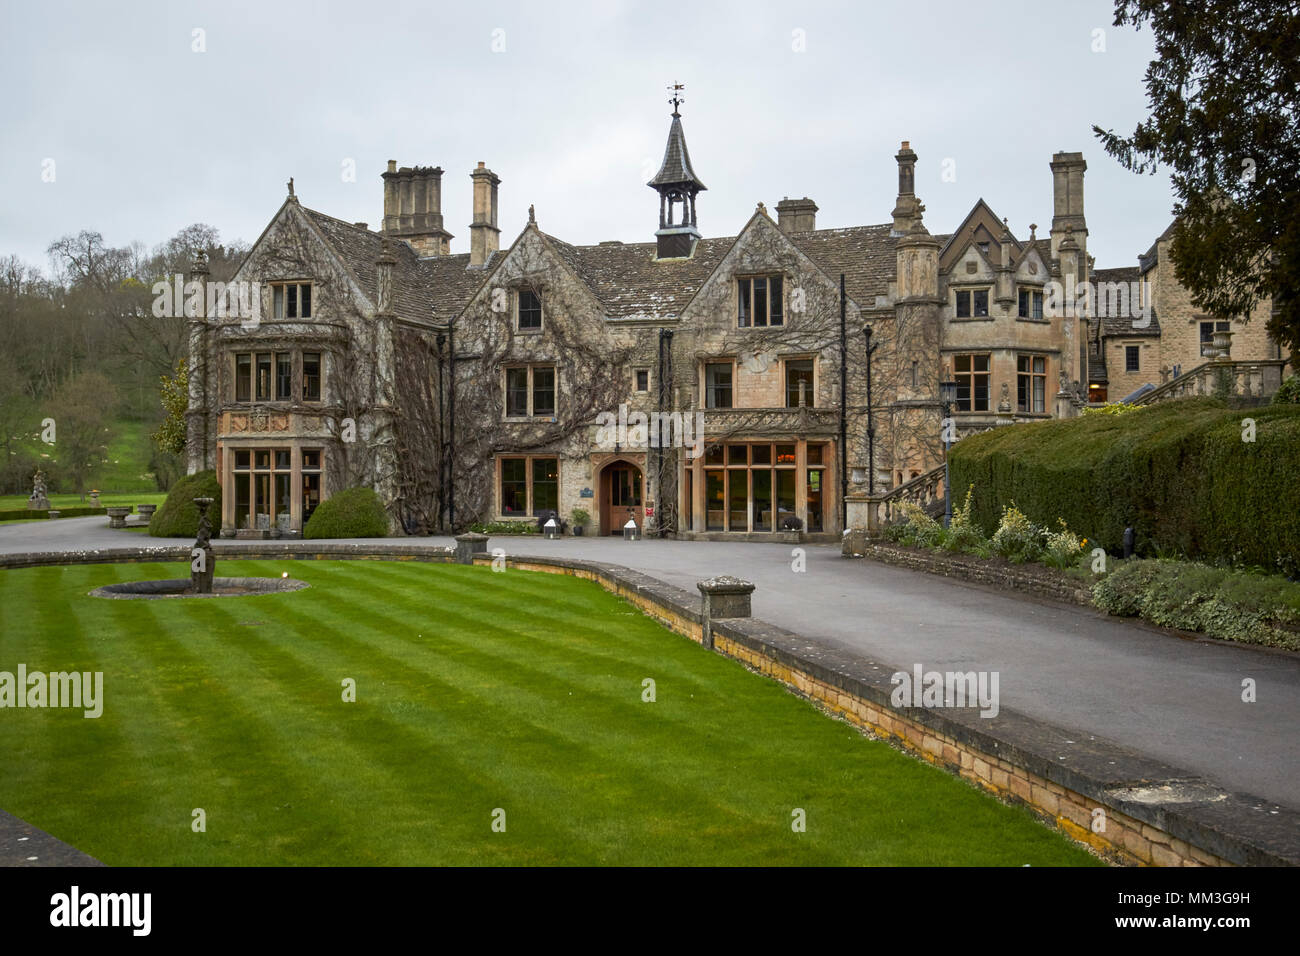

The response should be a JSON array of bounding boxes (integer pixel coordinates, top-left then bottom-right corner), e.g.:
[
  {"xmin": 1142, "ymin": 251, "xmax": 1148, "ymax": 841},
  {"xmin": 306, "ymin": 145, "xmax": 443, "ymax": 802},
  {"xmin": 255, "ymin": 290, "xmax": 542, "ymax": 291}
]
[
  {"xmin": 839, "ymin": 274, "xmax": 847, "ymax": 533},
  {"xmin": 447, "ymin": 318, "xmax": 456, "ymax": 531},
  {"xmin": 657, "ymin": 328, "xmax": 673, "ymax": 537}
]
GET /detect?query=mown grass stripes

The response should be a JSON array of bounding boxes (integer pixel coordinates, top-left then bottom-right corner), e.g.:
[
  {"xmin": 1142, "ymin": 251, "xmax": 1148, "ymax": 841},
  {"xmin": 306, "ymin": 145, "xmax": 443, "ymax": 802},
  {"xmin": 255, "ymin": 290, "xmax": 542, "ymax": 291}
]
[{"xmin": 0, "ymin": 560, "xmax": 1100, "ymax": 866}]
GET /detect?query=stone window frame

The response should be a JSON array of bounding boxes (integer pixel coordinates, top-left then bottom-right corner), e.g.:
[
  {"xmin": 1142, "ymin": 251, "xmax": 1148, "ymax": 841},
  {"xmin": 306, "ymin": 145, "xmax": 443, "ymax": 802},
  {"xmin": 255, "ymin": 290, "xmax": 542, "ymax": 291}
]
[
  {"xmin": 952, "ymin": 352, "xmax": 992, "ymax": 412},
  {"xmin": 1124, "ymin": 344, "xmax": 1141, "ymax": 373},
  {"xmin": 1016, "ymin": 284, "xmax": 1047, "ymax": 321},
  {"xmin": 502, "ymin": 363, "xmax": 557, "ymax": 420},
  {"xmin": 1016, "ymin": 352, "xmax": 1049, "ymax": 414},
  {"xmin": 736, "ymin": 273, "xmax": 786, "ymax": 328},
  {"xmin": 782, "ymin": 354, "xmax": 818, "ymax": 408},
  {"xmin": 515, "ymin": 287, "xmax": 543, "ymax": 333},
  {"xmin": 952, "ymin": 285, "xmax": 992, "ymax": 320},
  {"xmin": 702, "ymin": 359, "xmax": 736, "ymax": 409},
  {"xmin": 270, "ymin": 281, "xmax": 313, "ymax": 320},
  {"xmin": 496, "ymin": 453, "xmax": 560, "ymax": 518},
  {"xmin": 230, "ymin": 349, "xmax": 322, "ymax": 405},
  {"xmin": 633, "ymin": 368, "xmax": 650, "ymax": 393}
]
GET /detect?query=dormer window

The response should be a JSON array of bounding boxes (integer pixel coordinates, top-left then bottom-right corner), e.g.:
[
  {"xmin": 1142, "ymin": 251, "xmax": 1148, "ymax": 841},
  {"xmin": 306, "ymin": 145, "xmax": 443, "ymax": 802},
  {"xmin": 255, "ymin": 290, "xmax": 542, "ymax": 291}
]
[
  {"xmin": 738, "ymin": 275, "xmax": 784, "ymax": 328},
  {"xmin": 955, "ymin": 288, "xmax": 990, "ymax": 318},
  {"xmin": 271, "ymin": 282, "xmax": 312, "ymax": 319},
  {"xmin": 517, "ymin": 289, "xmax": 542, "ymax": 331}
]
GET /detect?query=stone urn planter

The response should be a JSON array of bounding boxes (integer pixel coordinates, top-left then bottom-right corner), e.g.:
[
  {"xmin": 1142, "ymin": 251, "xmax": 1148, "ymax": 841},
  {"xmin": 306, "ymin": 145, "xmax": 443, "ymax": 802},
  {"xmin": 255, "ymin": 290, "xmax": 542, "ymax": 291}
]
[
  {"xmin": 105, "ymin": 506, "xmax": 133, "ymax": 529},
  {"xmin": 1212, "ymin": 329, "xmax": 1233, "ymax": 359}
]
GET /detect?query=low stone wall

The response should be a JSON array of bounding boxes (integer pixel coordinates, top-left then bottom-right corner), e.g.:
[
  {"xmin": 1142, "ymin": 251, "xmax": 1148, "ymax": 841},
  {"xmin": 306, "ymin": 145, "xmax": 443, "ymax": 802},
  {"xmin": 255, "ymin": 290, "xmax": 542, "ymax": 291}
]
[
  {"xmin": 3, "ymin": 542, "xmax": 1295, "ymax": 866},
  {"xmin": 843, "ymin": 532, "xmax": 1093, "ymax": 606}
]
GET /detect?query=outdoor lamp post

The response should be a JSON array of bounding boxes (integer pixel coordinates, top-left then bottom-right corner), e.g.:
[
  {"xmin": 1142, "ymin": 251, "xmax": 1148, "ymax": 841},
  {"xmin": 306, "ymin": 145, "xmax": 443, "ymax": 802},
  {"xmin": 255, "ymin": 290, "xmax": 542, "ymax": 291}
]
[{"xmin": 939, "ymin": 378, "xmax": 959, "ymax": 527}]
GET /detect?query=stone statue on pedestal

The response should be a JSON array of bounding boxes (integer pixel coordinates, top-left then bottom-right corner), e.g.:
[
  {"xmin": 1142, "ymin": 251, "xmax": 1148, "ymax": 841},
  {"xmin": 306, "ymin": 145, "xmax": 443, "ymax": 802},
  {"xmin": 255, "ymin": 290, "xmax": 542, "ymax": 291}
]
[{"xmin": 27, "ymin": 469, "xmax": 50, "ymax": 510}]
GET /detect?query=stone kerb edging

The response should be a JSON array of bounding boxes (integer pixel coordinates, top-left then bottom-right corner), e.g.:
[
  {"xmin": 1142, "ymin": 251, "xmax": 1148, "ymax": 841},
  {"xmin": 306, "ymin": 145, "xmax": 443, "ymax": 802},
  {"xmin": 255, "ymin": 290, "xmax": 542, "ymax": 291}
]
[{"xmin": 2, "ymin": 542, "xmax": 1295, "ymax": 866}]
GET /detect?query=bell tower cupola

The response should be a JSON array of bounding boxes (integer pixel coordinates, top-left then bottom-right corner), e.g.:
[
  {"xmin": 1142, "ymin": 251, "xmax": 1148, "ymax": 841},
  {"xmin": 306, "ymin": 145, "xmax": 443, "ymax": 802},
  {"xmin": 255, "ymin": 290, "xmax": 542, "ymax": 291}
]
[{"xmin": 648, "ymin": 84, "xmax": 707, "ymax": 260}]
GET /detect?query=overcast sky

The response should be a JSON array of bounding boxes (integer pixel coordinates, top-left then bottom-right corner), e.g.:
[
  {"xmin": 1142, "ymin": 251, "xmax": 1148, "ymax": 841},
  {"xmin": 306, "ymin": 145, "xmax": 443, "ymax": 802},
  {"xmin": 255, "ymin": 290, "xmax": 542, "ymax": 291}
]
[{"xmin": 1, "ymin": 0, "xmax": 1175, "ymax": 273}]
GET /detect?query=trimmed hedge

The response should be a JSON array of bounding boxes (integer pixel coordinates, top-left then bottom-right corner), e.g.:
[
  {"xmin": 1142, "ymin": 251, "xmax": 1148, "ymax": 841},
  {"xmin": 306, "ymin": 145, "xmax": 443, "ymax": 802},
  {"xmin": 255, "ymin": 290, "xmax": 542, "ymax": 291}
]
[
  {"xmin": 949, "ymin": 398, "xmax": 1300, "ymax": 572},
  {"xmin": 303, "ymin": 487, "xmax": 389, "ymax": 539},
  {"xmin": 0, "ymin": 507, "xmax": 111, "ymax": 521},
  {"xmin": 149, "ymin": 471, "xmax": 222, "ymax": 538}
]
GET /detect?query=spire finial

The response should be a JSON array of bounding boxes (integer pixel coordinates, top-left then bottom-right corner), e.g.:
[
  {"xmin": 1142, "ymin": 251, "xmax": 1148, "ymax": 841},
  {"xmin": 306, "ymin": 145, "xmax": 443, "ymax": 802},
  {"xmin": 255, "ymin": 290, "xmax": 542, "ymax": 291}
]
[
  {"xmin": 287, "ymin": 176, "xmax": 295, "ymax": 200},
  {"xmin": 667, "ymin": 81, "xmax": 685, "ymax": 117},
  {"xmin": 528, "ymin": 204, "xmax": 536, "ymax": 224}
]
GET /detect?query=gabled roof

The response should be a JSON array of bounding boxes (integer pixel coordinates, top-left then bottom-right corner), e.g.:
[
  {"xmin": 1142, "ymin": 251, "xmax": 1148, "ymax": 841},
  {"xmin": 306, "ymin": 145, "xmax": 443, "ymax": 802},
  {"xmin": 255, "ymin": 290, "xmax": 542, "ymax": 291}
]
[
  {"xmin": 302, "ymin": 207, "xmax": 443, "ymax": 327},
  {"xmin": 647, "ymin": 113, "xmax": 706, "ymax": 191},
  {"xmin": 1138, "ymin": 219, "xmax": 1178, "ymax": 272},
  {"xmin": 938, "ymin": 198, "xmax": 1022, "ymax": 271},
  {"xmin": 784, "ymin": 224, "xmax": 902, "ymax": 311}
]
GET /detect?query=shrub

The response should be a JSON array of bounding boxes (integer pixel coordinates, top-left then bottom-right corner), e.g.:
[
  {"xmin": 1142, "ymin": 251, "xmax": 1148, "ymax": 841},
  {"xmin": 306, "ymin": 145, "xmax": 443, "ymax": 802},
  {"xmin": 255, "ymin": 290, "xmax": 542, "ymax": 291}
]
[
  {"xmin": 942, "ymin": 484, "xmax": 989, "ymax": 553},
  {"xmin": 1092, "ymin": 559, "xmax": 1300, "ymax": 650},
  {"xmin": 570, "ymin": 507, "xmax": 591, "ymax": 527},
  {"xmin": 148, "ymin": 470, "xmax": 222, "ymax": 538},
  {"xmin": 1273, "ymin": 374, "xmax": 1300, "ymax": 405},
  {"xmin": 892, "ymin": 501, "xmax": 946, "ymax": 549},
  {"xmin": 949, "ymin": 397, "xmax": 1300, "ymax": 570},
  {"xmin": 303, "ymin": 487, "xmax": 389, "ymax": 539},
  {"xmin": 990, "ymin": 502, "xmax": 1043, "ymax": 563},
  {"xmin": 1042, "ymin": 519, "xmax": 1088, "ymax": 570}
]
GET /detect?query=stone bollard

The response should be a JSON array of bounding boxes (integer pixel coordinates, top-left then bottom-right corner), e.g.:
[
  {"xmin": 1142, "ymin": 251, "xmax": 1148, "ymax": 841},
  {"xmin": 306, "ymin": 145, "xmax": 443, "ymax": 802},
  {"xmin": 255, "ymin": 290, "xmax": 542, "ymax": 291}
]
[
  {"xmin": 454, "ymin": 532, "xmax": 490, "ymax": 566},
  {"xmin": 105, "ymin": 506, "xmax": 133, "ymax": 529},
  {"xmin": 697, "ymin": 575, "xmax": 756, "ymax": 650}
]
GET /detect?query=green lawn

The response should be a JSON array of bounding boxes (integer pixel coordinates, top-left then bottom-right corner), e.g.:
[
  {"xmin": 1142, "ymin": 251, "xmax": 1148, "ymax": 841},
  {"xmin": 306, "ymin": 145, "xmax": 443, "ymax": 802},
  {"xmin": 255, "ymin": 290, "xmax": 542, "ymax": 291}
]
[{"xmin": 0, "ymin": 560, "xmax": 1101, "ymax": 866}]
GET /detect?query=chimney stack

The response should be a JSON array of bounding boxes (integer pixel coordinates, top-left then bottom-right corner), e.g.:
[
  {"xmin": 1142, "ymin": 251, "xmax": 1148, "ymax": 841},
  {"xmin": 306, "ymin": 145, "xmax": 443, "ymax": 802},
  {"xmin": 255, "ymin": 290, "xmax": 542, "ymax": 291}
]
[
  {"xmin": 891, "ymin": 141, "xmax": 920, "ymax": 236},
  {"xmin": 1049, "ymin": 151, "xmax": 1087, "ymax": 262},
  {"xmin": 380, "ymin": 162, "xmax": 452, "ymax": 257},
  {"xmin": 469, "ymin": 162, "xmax": 501, "ymax": 268},
  {"xmin": 775, "ymin": 197, "xmax": 818, "ymax": 234}
]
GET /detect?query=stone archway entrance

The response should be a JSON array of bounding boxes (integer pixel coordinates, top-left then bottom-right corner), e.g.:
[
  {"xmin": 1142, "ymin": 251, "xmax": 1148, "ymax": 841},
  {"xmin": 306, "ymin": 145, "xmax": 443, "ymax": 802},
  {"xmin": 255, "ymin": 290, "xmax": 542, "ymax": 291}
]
[{"xmin": 598, "ymin": 459, "xmax": 644, "ymax": 535}]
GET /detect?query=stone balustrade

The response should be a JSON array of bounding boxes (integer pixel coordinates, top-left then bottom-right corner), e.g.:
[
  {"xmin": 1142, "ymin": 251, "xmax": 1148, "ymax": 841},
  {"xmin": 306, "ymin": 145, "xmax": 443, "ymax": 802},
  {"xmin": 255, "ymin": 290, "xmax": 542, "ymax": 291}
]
[{"xmin": 844, "ymin": 464, "xmax": 947, "ymax": 538}]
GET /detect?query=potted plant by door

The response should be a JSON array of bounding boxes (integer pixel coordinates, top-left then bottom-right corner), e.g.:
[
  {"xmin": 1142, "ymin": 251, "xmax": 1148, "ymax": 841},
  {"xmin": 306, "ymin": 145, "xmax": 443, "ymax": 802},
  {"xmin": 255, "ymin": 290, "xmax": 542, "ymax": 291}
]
[{"xmin": 570, "ymin": 508, "xmax": 590, "ymax": 536}]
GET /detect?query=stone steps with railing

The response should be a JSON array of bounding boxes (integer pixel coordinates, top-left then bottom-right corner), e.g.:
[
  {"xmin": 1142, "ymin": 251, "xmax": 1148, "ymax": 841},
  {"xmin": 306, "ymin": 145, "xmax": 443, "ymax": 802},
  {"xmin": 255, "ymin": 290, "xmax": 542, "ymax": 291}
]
[
  {"xmin": 1134, "ymin": 357, "xmax": 1288, "ymax": 407},
  {"xmin": 844, "ymin": 464, "xmax": 947, "ymax": 541}
]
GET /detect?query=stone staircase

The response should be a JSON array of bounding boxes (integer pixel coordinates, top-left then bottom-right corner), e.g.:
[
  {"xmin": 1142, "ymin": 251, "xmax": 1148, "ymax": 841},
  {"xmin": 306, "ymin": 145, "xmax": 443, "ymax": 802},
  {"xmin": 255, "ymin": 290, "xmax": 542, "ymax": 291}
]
[
  {"xmin": 844, "ymin": 463, "xmax": 947, "ymax": 538},
  {"xmin": 1134, "ymin": 357, "xmax": 1288, "ymax": 406}
]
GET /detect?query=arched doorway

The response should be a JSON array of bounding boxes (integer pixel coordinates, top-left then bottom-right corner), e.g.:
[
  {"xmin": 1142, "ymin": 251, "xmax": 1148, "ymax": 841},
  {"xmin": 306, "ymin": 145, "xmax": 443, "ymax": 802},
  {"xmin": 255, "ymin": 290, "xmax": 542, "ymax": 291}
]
[{"xmin": 598, "ymin": 460, "xmax": 644, "ymax": 535}]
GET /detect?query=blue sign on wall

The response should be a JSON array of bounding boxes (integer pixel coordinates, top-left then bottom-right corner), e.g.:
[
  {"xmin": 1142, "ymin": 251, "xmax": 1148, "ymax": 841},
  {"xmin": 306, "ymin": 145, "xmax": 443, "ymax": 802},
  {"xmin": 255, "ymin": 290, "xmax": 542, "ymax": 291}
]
[{"xmin": 579, "ymin": 487, "xmax": 594, "ymax": 498}]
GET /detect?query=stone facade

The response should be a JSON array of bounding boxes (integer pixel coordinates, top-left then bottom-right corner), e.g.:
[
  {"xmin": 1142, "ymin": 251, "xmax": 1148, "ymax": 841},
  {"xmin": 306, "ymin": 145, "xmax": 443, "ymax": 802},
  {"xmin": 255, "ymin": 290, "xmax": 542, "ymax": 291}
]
[{"xmin": 186, "ymin": 106, "xmax": 1289, "ymax": 539}]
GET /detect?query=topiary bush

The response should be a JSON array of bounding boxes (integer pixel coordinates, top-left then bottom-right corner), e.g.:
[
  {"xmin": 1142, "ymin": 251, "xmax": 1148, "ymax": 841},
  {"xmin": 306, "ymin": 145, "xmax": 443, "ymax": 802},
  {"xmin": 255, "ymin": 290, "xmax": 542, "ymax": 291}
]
[
  {"xmin": 303, "ymin": 486, "xmax": 389, "ymax": 539},
  {"xmin": 148, "ymin": 470, "xmax": 222, "ymax": 537},
  {"xmin": 950, "ymin": 397, "xmax": 1300, "ymax": 571}
]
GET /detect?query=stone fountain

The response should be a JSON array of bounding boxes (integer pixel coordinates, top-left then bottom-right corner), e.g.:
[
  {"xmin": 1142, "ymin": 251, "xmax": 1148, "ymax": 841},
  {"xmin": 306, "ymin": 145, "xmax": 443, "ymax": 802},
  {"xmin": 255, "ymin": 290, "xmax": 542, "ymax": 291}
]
[{"xmin": 89, "ymin": 496, "xmax": 309, "ymax": 600}]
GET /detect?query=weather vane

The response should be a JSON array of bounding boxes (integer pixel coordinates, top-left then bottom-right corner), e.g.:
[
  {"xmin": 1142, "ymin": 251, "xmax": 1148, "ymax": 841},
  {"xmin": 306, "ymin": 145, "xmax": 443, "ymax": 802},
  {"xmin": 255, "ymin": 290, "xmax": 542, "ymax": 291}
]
[{"xmin": 668, "ymin": 82, "xmax": 686, "ymax": 115}]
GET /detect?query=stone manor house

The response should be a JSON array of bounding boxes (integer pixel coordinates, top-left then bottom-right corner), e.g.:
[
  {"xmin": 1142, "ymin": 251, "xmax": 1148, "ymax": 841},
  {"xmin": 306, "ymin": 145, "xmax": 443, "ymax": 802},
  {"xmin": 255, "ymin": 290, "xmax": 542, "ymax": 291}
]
[{"xmin": 183, "ymin": 103, "xmax": 1289, "ymax": 540}]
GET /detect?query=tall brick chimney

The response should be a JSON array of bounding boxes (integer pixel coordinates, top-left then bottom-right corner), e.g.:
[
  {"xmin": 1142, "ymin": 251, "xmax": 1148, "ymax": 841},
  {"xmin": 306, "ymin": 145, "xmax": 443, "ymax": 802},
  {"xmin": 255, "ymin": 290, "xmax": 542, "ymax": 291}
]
[
  {"xmin": 775, "ymin": 197, "xmax": 818, "ymax": 234},
  {"xmin": 381, "ymin": 161, "xmax": 453, "ymax": 257},
  {"xmin": 469, "ymin": 162, "xmax": 501, "ymax": 268}
]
